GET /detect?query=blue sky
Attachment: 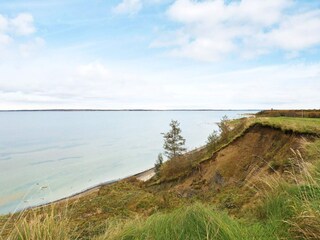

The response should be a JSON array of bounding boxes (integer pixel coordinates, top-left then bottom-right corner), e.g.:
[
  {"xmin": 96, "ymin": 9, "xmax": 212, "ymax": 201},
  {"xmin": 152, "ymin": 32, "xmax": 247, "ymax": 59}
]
[{"xmin": 0, "ymin": 0, "xmax": 319, "ymax": 109}]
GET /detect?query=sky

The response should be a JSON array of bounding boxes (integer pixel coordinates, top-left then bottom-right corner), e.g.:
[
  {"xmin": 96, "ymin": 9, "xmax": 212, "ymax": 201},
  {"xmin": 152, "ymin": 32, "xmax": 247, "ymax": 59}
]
[{"xmin": 0, "ymin": 0, "xmax": 319, "ymax": 110}]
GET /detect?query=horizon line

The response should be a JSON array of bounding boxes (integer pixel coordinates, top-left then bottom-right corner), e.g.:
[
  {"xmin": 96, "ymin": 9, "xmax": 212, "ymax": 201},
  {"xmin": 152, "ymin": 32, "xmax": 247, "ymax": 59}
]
[{"xmin": 0, "ymin": 108, "xmax": 263, "ymax": 112}]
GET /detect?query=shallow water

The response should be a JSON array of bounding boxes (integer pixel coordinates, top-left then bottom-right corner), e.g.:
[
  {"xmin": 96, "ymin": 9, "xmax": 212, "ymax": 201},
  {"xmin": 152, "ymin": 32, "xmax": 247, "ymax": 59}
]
[{"xmin": 0, "ymin": 110, "xmax": 256, "ymax": 214}]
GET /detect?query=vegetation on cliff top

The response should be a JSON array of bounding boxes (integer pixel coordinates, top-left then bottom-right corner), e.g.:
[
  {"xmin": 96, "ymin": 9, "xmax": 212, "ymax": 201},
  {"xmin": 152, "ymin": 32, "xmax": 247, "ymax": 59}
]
[{"xmin": 256, "ymin": 109, "xmax": 320, "ymax": 118}]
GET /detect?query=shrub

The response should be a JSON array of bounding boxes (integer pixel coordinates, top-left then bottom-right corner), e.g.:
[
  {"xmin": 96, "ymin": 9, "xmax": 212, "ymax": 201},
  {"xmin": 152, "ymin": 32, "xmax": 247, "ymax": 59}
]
[
  {"xmin": 206, "ymin": 130, "xmax": 219, "ymax": 152},
  {"xmin": 154, "ymin": 153, "xmax": 163, "ymax": 177},
  {"xmin": 160, "ymin": 155, "xmax": 193, "ymax": 181},
  {"xmin": 217, "ymin": 115, "xmax": 231, "ymax": 142}
]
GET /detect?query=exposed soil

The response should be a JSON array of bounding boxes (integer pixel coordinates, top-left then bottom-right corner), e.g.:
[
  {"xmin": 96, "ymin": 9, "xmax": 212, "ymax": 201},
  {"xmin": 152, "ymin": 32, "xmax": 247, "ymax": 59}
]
[{"xmin": 164, "ymin": 124, "xmax": 312, "ymax": 199}]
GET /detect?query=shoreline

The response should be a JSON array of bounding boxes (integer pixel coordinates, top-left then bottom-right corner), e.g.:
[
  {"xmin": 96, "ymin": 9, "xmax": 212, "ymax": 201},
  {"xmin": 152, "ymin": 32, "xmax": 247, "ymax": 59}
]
[
  {"xmin": 28, "ymin": 167, "xmax": 155, "ymax": 211},
  {"xmin": 9, "ymin": 146, "xmax": 207, "ymax": 214},
  {"xmin": 0, "ymin": 109, "xmax": 261, "ymax": 112}
]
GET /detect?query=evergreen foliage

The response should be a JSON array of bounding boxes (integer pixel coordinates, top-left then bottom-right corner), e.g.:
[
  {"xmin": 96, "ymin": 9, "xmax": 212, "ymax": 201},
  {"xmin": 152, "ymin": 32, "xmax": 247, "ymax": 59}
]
[{"xmin": 162, "ymin": 120, "xmax": 186, "ymax": 159}]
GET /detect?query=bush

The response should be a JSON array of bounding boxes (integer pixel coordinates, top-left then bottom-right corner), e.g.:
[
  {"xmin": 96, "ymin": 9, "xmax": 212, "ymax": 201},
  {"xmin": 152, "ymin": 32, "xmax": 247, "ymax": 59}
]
[
  {"xmin": 206, "ymin": 130, "xmax": 219, "ymax": 152},
  {"xmin": 160, "ymin": 155, "xmax": 193, "ymax": 181},
  {"xmin": 217, "ymin": 115, "xmax": 231, "ymax": 142},
  {"xmin": 154, "ymin": 153, "xmax": 163, "ymax": 177}
]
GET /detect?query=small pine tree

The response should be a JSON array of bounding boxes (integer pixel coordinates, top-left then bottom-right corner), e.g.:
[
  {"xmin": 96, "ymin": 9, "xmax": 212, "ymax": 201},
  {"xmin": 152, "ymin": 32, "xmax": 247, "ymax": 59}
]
[
  {"xmin": 206, "ymin": 130, "xmax": 219, "ymax": 150},
  {"xmin": 155, "ymin": 153, "xmax": 163, "ymax": 176},
  {"xmin": 162, "ymin": 120, "xmax": 186, "ymax": 159}
]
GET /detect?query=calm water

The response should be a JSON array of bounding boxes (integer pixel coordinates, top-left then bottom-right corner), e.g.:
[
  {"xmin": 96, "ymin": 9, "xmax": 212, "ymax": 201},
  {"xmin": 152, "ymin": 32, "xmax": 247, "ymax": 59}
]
[{"xmin": 0, "ymin": 110, "xmax": 256, "ymax": 214}]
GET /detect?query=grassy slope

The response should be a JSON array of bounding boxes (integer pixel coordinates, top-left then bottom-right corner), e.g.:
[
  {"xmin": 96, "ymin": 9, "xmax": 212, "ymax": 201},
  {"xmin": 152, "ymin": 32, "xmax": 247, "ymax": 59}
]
[
  {"xmin": 1, "ymin": 116, "xmax": 320, "ymax": 240},
  {"xmin": 157, "ymin": 117, "xmax": 320, "ymax": 183},
  {"xmin": 256, "ymin": 109, "xmax": 320, "ymax": 118},
  {"xmin": 101, "ymin": 123, "xmax": 320, "ymax": 240},
  {"xmin": 254, "ymin": 117, "xmax": 320, "ymax": 135}
]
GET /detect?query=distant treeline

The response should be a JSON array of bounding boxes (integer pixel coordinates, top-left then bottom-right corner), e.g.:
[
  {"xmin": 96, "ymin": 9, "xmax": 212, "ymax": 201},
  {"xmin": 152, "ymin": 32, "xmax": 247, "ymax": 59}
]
[{"xmin": 257, "ymin": 109, "xmax": 320, "ymax": 118}]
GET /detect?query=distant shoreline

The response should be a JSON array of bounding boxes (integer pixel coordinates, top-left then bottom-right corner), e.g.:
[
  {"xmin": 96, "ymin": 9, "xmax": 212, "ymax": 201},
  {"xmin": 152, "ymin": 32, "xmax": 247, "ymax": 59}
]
[{"xmin": 0, "ymin": 109, "xmax": 261, "ymax": 112}]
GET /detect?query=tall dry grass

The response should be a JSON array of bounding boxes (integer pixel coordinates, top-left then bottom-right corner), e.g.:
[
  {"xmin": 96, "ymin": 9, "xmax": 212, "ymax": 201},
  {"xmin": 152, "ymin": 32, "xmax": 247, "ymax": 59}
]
[
  {"xmin": 1, "ymin": 204, "xmax": 77, "ymax": 240},
  {"xmin": 252, "ymin": 148, "xmax": 320, "ymax": 240}
]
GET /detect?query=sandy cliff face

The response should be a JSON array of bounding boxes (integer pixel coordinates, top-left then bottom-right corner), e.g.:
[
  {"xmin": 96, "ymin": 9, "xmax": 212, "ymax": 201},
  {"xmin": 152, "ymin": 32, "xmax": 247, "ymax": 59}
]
[{"xmin": 161, "ymin": 125, "xmax": 314, "ymax": 209}]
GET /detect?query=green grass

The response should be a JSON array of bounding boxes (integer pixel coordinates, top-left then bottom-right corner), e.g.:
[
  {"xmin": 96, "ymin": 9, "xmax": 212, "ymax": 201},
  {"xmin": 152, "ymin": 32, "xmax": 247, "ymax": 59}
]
[
  {"xmin": 256, "ymin": 109, "xmax": 320, "ymax": 118},
  {"xmin": 64, "ymin": 180, "xmax": 188, "ymax": 239},
  {"xmin": 305, "ymin": 139, "xmax": 320, "ymax": 161},
  {"xmin": 254, "ymin": 146, "xmax": 320, "ymax": 239},
  {"xmin": 254, "ymin": 117, "xmax": 320, "ymax": 135},
  {"xmin": 99, "ymin": 203, "xmax": 244, "ymax": 240}
]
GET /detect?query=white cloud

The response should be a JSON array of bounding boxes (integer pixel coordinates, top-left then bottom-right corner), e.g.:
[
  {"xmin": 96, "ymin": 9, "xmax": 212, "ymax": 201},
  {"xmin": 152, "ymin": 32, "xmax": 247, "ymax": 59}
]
[
  {"xmin": 77, "ymin": 62, "xmax": 111, "ymax": 79},
  {"xmin": 113, "ymin": 0, "xmax": 143, "ymax": 15},
  {"xmin": 0, "ymin": 13, "xmax": 36, "ymax": 40},
  {"xmin": 0, "ymin": 55, "xmax": 319, "ymax": 110},
  {"xmin": 113, "ymin": 0, "xmax": 167, "ymax": 15},
  {"xmin": 0, "ymin": 13, "xmax": 44, "ymax": 58},
  {"xmin": 0, "ymin": 34, "xmax": 11, "ymax": 45},
  {"xmin": 0, "ymin": 15, "xmax": 11, "ymax": 46},
  {"xmin": 0, "ymin": 15, "xmax": 8, "ymax": 31},
  {"xmin": 261, "ymin": 10, "xmax": 320, "ymax": 51},
  {"xmin": 153, "ymin": 0, "xmax": 320, "ymax": 61},
  {"xmin": 19, "ymin": 37, "xmax": 45, "ymax": 57},
  {"xmin": 9, "ymin": 13, "xmax": 36, "ymax": 36},
  {"xmin": 0, "ymin": 4, "xmax": 319, "ymax": 110}
]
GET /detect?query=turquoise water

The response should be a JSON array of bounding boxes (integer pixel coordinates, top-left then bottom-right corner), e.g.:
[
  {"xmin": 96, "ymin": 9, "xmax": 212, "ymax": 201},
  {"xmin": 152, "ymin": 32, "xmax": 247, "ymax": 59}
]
[{"xmin": 0, "ymin": 110, "xmax": 256, "ymax": 214}]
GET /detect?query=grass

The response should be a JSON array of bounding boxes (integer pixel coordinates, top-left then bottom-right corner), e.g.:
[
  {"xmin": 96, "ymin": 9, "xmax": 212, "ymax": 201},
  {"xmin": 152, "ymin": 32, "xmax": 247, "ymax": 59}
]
[
  {"xmin": 1, "ymin": 181, "xmax": 182, "ymax": 240},
  {"xmin": 253, "ymin": 146, "xmax": 320, "ymax": 240},
  {"xmin": 158, "ymin": 149, "xmax": 208, "ymax": 182},
  {"xmin": 98, "ymin": 203, "xmax": 244, "ymax": 240},
  {"xmin": 256, "ymin": 109, "xmax": 320, "ymax": 118},
  {"xmin": 254, "ymin": 117, "xmax": 320, "ymax": 135},
  {"xmin": 63, "ymin": 180, "xmax": 188, "ymax": 239},
  {"xmin": 4, "ymin": 208, "xmax": 75, "ymax": 240}
]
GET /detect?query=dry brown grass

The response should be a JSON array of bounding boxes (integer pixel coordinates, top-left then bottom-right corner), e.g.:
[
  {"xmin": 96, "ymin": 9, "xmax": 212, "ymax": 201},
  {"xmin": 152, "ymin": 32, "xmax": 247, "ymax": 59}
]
[
  {"xmin": 160, "ymin": 155, "xmax": 193, "ymax": 181},
  {"xmin": 257, "ymin": 109, "xmax": 320, "ymax": 118},
  {"xmin": 289, "ymin": 208, "xmax": 320, "ymax": 240},
  {"xmin": 6, "ymin": 207, "xmax": 75, "ymax": 240}
]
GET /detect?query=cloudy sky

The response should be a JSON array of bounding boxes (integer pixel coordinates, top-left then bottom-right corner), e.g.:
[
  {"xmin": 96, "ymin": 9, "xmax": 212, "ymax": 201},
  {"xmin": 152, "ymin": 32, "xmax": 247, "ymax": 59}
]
[{"xmin": 0, "ymin": 0, "xmax": 319, "ymax": 110}]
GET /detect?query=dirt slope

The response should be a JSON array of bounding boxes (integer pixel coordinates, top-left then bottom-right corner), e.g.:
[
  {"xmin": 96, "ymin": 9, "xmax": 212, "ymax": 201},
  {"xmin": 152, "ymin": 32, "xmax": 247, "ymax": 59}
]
[{"xmin": 164, "ymin": 124, "xmax": 312, "ymax": 202}]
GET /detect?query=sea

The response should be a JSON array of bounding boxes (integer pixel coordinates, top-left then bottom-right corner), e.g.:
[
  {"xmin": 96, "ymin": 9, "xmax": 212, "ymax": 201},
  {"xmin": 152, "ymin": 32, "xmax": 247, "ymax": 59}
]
[{"xmin": 0, "ymin": 110, "xmax": 257, "ymax": 214}]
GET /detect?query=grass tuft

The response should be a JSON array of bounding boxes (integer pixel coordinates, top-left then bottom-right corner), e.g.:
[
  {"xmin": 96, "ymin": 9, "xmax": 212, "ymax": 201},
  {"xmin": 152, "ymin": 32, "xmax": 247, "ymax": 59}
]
[
  {"xmin": 7, "ymin": 208, "xmax": 75, "ymax": 240},
  {"xmin": 101, "ymin": 203, "xmax": 244, "ymax": 240}
]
